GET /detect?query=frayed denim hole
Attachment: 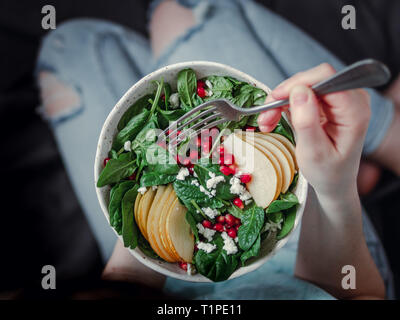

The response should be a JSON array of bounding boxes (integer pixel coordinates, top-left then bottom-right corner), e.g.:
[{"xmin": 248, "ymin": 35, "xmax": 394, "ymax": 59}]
[{"xmin": 37, "ymin": 70, "xmax": 84, "ymax": 127}]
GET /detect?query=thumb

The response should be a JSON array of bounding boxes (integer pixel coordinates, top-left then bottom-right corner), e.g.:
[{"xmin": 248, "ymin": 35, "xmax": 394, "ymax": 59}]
[{"xmin": 289, "ymin": 85, "xmax": 329, "ymax": 151}]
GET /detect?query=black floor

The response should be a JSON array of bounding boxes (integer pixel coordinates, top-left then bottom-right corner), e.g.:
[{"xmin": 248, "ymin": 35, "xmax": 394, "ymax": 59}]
[{"xmin": 1, "ymin": 0, "xmax": 399, "ymax": 298}]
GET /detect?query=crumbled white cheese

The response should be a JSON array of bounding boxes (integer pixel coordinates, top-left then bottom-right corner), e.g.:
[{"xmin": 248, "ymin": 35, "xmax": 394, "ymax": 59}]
[
  {"xmin": 197, "ymin": 241, "xmax": 217, "ymax": 253},
  {"xmin": 176, "ymin": 167, "xmax": 190, "ymax": 180},
  {"xmin": 191, "ymin": 179, "xmax": 200, "ymax": 186},
  {"xmin": 245, "ymin": 199, "xmax": 253, "ymax": 205},
  {"xmin": 206, "ymin": 89, "xmax": 213, "ymax": 97},
  {"xmin": 221, "ymin": 232, "xmax": 238, "ymax": 255},
  {"xmin": 206, "ymin": 172, "xmax": 225, "ymax": 189},
  {"xmin": 197, "ymin": 223, "xmax": 216, "ymax": 242},
  {"xmin": 193, "ymin": 171, "xmax": 198, "ymax": 178},
  {"xmin": 202, "ymin": 207, "xmax": 220, "ymax": 219},
  {"xmin": 152, "ymin": 185, "xmax": 158, "ymax": 191},
  {"xmin": 239, "ymin": 190, "xmax": 252, "ymax": 201},
  {"xmin": 229, "ymin": 176, "xmax": 246, "ymax": 195},
  {"xmin": 205, "ymin": 80, "xmax": 213, "ymax": 89},
  {"xmin": 123, "ymin": 140, "xmax": 132, "ymax": 152},
  {"xmin": 234, "ymin": 237, "xmax": 239, "ymax": 243},
  {"xmin": 230, "ymin": 176, "xmax": 253, "ymax": 203},
  {"xmin": 169, "ymin": 93, "xmax": 180, "ymax": 108},
  {"xmin": 138, "ymin": 186, "xmax": 147, "ymax": 195},
  {"xmin": 199, "ymin": 185, "xmax": 213, "ymax": 198},
  {"xmin": 263, "ymin": 219, "xmax": 283, "ymax": 233}
]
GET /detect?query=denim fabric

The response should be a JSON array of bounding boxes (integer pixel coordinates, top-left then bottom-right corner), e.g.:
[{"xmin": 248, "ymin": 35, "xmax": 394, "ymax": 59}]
[{"xmin": 36, "ymin": 0, "xmax": 394, "ymax": 299}]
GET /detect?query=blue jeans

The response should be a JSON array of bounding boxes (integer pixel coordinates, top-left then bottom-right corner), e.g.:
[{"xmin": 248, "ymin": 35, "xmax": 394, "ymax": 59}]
[{"xmin": 36, "ymin": 0, "xmax": 395, "ymax": 299}]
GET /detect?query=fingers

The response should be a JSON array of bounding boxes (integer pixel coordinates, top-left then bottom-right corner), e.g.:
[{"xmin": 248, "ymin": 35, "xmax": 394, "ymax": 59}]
[
  {"xmin": 289, "ymin": 85, "xmax": 330, "ymax": 154},
  {"xmin": 257, "ymin": 94, "xmax": 283, "ymax": 132},
  {"xmin": 272, "ymin": 63, "xmax": 336, "ymax": 100}
]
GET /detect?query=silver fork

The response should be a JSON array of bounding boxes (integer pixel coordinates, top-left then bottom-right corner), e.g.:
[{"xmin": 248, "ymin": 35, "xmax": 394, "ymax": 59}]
[{"xmin": 161, "ymin": 59, "xmax": 391, "ymax": 145}]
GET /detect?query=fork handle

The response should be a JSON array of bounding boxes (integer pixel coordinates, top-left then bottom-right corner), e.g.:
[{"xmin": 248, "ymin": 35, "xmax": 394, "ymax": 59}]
[{"xmin": 241, "ymin": 59, "xmax": 391, "ymax": 115}]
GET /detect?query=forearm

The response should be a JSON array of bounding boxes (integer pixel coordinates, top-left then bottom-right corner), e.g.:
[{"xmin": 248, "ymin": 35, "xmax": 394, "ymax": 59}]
[{"xmin": 294, "ymin": 187, "xmax": 385, "ymax": 299}]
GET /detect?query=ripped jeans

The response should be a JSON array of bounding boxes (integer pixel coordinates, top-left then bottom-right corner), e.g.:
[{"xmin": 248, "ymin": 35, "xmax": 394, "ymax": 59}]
[{"xmin": 36, "ymin": 0, "xmax": 395, "ymax": 299}]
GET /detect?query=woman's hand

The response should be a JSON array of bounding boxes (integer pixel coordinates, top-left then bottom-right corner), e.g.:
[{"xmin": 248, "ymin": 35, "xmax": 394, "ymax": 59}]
[
  {"xmin": 258, "ymin": 63, "xmax": 385, "ymax": 299},
  {"xmin": 258, "ymin": 63, "xmax": 371, "ymax": 198}
]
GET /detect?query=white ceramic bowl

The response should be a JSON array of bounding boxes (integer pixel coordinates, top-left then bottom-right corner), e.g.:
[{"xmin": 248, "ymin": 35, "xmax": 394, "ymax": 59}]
[{"xmin": 94, "ymin": 61, "xmax": 308, "ymax": 282}]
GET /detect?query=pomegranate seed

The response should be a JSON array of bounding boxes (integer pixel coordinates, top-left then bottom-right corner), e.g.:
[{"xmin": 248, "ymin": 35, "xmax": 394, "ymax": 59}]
[
  {"xmin": 227, "ymin": 228, "xmax": 237, "ymax": 238},
  {"xmin": 197, "ymin": 86, "xmax": 206, "ymax": 98},
  {"xmin": 245, "ymin": 126, "xmax": 256, "ymax": 131},
  {"xmin": 228, "ymin": 164, "xmax": 237, "ymax": 175},
  {"xmin": 222, "ymin": 153, "xmax": 235, "ymax": 166},
  {"xmin": 202, "ymin": 220, "xmax": 213, "ymax": 229},
  {"xmin": 194, "ymin": 244, "xmax": 199, "ymax": 252},
  {"xmin": 182, "ymin": 157, "xmax": 191, "ymax": 166},
  {"xmin": 178, "ymin": 261, "xmax": 188, "ymax": 271},
  {"xmin": 214, "ymin": 223, "xmax": 224, "ymax": 232},
  {"xmin": 240, "ymin": 173, "xmax": 252, "ymax": 184},
  {"xmin": 188, "ymin": 165, "xmax": 194, "ymax": 175},
  {"xmin": 197, "ymin": 80, "xmax": 205, "ymax": 88},
  {"xmin": 233, "ymin": 198, "xmax": 244, "ymax": 209},
  {"xmin": 103, "ymin": 157, "xmax": 110, "ymax": 167},
  {"xmin": 224, "ymin": 214, "xmax": 235, "ymax": 227},
  {"xmin": 220, "ymin": 165, "xmax": 232, "ymax": 176},
  {"xmin": 216, "ymin": 215, "xmax": 226, "ymax": 224},
  {"xmin": 128, "ymin": 172, "xmax": 136, "ymax": 180},
  {"xmin": 161, "ymin": 94, "xmax": 165, "ymax": 102},
  {"xmin": 218, "ymin": 145, "xmax": 225, "ymax": 156},
  {"xmin": 235, "ymin": 224, "xmax": 240, "ymax": 232},
  {"xmin": 189, "ymin": 150, "xmax": 199, "ymax": 162},
  {"xmin": 234, "ymin": 217, "xmax": 241, "ymax": 226}
]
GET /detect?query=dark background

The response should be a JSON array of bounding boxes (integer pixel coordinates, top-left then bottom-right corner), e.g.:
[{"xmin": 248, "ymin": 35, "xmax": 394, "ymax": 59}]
[{"xmin": 1, "ymin": 0, "xmax": 399, "ymax": 298}]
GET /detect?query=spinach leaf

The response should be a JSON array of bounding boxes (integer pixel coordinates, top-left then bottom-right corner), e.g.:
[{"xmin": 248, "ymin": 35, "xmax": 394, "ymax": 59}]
[
  {"xmin": 232, "ymin": 84, "xmax": 266, "ymax": 108},
  {"xmin": 226, "ymin": 203, "xmax": 244, "ymax": 219},
  {"xmin": 157, "ymin": 109, "xmax": 186, "ymax": 129},
  {"xmin": 194, "ymin": 234, "xmax": 239, "ymax": 282},
  {"xmin": 97, "ymin": 152, "xmax": 136, "ymax": 187},
  {"xmin": 138, "ymin": 233, "xmax": 159, "ymax": 259},
  {"xmin": 238, "ymin": 203, "xmax": 264, "ymax": 251},
  {"xmin": 173, "ymin": 176, "xmax": 224, "ymax": 212},
  {"xmin": 277, "ymin": 205, "xmax": 297, "ymax": 240},
  {"xmin": 289, "ymin": 173, "xmax": 299, "ymax": 192},
  {"xmin": 113, "ymin": 109, "xmax": 150, "ymax": 150},
  {"xmin": 185, "ymin": 211, "xmax": 200, "ymax": 242},
  {"xmin": 131, "ymin": 116, "xmax": 158, "ymax": 152},
  {"xmin": 140, "ymin": 171, "xmax": 176, "ymax": 187},
  {"xmin": 273, "ymin": 117, "xmax": 295, "ymax": 145},
  {"xmin": 144, "ymin": 144, "xmax": 179, "ymax": 174},
  {"xmin": 163, "ymin": 82, "xmax": 171, "ymax": 110},
  {"xmin": 203, "ymin": 76, "xmax": 233, "ymax": 100},
  {"xmin": 117, "ymin": 95, "xmax": 152, "ymax": 131},
  {"xmin": 177, "ymin": 68, "xmax": 197, "ymax": 109},
  {"xmin": 240, "ymin": 234, "xmax": 260, "ymax": 266},
  {"xmin": 121, "ymin": 185, "xmax": 139, "ymax": 249},
  {"xmin": 193, "ymin": 160, "xmax": 235, "ymax": 200},
  {"xmin": 108, "ymin": 181, "xmax": 136, "ymax": 234},
  {"xmin": 265, "ymin": 192, "xmax": 299, "ymax": 214}
]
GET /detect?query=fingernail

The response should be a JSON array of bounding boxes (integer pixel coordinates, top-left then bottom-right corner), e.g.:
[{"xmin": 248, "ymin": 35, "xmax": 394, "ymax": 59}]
[{"xmin": 290, "ymin": 86, "xmax": 309, "ymax": 106}]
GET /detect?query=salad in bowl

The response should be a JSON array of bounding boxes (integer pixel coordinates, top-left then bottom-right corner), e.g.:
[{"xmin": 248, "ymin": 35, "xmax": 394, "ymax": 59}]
[{"xmin": 94, "ymin": 61, "xmax": 307, "ymax": 282}]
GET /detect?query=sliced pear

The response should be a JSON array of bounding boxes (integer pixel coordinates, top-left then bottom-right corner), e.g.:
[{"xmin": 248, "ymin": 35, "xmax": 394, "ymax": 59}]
[
  {"xmin": 147, "ymin": 184, "xmax": 177, "ymax": 262},
  {"xmin": 254, "ymin": 133, "xmax": 295, "ymax": 189},
  {"xmin": 237, "ymin": 132, "xmax": 282, "ymax": 200},
  {"xmin": 138, "ymin": 188, "xmax": 156, "ymax": 241},
  {"xmin": 267, "ymin": 132, "xmax": 298, "ymax": 170},
  {"xmin": 245, "ymin": 133, "xmax": 292, "ymax": 193},
  {"xmin": 165, "ymin": 198, "xmax": 194, "ymax": 263},
  {"xmin": 159, "ymin": 189, "xmax": 181, "ymax": 261},
  {"xmin": 224, "ymin": 133, "xmax": 278, "ymax": 208}
]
